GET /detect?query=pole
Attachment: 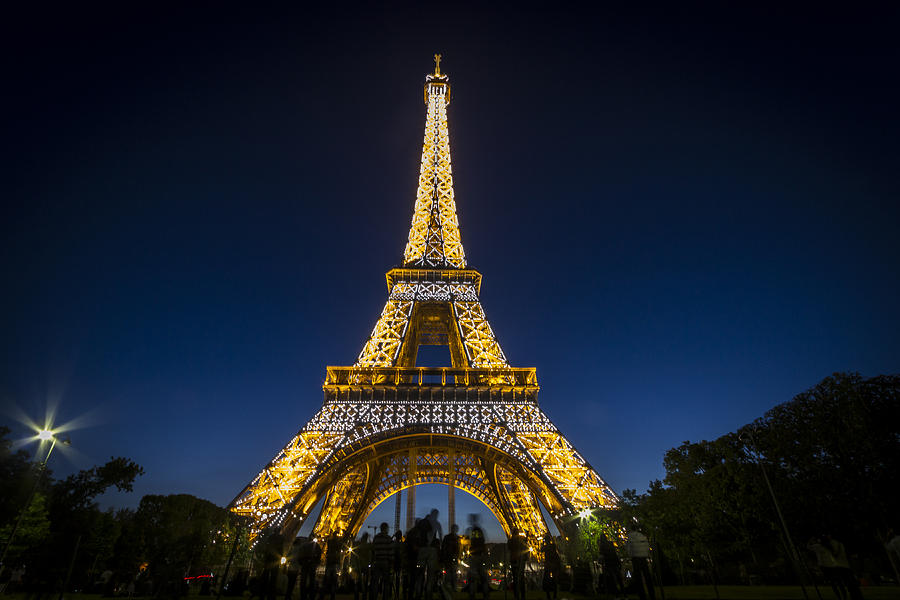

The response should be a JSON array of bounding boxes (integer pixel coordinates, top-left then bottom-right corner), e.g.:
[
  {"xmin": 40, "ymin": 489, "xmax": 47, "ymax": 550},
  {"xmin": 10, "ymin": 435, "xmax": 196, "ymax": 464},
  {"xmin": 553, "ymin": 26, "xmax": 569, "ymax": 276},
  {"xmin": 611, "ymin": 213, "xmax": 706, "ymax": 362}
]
[
  {"xmin": 651, "ymin": 533, "xmax": 665, "ymax": 600},
  {"xmin": 448, "ymin": 450, "xmax": 455, "ymax": 533},
  {"xmin": 58, "ymin": 534, "xmax": 82, "ymax": 600},
  {"xmin": 406, "ymin": 449, "xmax": 417, "ymax": 532},
  {"xmin": 216, "ymin": 528, "xmax": 242, "ymax": 600},
  {"xmin": 1, "ymin": 437, "xmax": 58, "ymax": 566},
  {"xmin": 741, "ymin": 430, "xmax": 810, "ymax": 600}
]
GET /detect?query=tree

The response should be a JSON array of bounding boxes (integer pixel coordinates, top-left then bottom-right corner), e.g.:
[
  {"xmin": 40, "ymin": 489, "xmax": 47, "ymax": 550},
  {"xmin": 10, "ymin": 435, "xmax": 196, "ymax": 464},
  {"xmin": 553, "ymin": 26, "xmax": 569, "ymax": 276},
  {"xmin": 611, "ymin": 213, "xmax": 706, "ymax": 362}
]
[
  {"xmin": 745, "ymin": 373, "xmax": 900, "ymax": 556},
  {"xmin": 625, "ymin": 373, "xmax": 899, "ymax": 584},
  {"xmin": 26, "ymin": 456, "xmax": 144, "ymax": 588},
  {"xmin": 0, "ymin": 426, "xmax": 40, "ymax": 529},
  {"xmin": 130, "ymin": 494, "xmax": 248, "ymax": 595},
  {"xmin": 0, "ymin": 492, "xmax": 51, "ymax": 560}
]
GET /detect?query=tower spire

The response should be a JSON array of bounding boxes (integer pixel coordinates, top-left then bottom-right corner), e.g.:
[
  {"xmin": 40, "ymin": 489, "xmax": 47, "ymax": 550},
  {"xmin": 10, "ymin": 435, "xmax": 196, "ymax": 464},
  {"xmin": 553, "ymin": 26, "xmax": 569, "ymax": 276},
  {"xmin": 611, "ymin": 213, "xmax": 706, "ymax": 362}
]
[{"xmin": 403, "ymin": 56, "xmax": 465, "ymax": 269}]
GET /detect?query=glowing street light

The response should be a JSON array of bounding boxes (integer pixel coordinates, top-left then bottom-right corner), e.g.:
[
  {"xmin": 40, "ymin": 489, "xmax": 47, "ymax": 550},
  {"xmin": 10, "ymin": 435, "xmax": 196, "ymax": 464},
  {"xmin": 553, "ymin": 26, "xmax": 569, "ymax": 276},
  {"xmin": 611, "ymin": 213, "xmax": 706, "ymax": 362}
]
[{"xmin": 38, "ymin": 429, "xmax": 54, "ymax": 441}]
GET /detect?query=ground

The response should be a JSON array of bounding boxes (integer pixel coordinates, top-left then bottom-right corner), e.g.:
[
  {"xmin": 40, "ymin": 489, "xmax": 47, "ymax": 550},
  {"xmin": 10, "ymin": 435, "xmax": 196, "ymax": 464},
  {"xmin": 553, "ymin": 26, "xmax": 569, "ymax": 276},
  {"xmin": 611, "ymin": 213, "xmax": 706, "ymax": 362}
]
[{"xmin": 8, "ymin": 587, "xmax": 898, "ymax": 600}]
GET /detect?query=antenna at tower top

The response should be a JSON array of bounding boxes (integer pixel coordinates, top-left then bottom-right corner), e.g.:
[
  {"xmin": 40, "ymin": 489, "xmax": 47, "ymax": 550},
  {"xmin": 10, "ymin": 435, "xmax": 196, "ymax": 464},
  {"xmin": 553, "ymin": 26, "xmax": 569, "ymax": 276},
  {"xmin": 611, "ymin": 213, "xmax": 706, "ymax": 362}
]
[{"xmin": 433, "ymin": 53, "xmax": 442, "ymax": 76}]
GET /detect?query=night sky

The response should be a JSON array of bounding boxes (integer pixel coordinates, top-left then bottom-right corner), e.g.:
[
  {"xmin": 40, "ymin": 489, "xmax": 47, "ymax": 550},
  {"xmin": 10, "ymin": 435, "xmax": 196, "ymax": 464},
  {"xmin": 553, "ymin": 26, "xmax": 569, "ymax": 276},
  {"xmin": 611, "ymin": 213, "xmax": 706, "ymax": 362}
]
[{"xmin": 2, "ymin": 4, "xmax": 899, "ymax": 540}]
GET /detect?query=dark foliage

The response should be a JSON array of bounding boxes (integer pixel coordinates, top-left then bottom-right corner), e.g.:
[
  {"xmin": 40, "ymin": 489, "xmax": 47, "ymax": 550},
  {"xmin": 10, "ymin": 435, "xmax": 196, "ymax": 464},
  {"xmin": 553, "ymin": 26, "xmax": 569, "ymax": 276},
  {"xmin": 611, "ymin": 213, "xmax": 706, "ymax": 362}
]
[{"xmin": 623, "ymin": 373, "xmax": 899, "ymax": 585}]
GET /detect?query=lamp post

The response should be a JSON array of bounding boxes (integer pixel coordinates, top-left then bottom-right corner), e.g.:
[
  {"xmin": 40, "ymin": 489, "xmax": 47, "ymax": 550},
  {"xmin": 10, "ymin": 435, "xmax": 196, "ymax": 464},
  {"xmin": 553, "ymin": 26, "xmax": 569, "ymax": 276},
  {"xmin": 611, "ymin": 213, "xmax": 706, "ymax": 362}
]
[
  {"xmin": 0, "ymin": 429, "xmax": 70, "ymax": 566},
  {"xmin": 739, "ymin": 428, "xmax": 812, "ymax": 600}
]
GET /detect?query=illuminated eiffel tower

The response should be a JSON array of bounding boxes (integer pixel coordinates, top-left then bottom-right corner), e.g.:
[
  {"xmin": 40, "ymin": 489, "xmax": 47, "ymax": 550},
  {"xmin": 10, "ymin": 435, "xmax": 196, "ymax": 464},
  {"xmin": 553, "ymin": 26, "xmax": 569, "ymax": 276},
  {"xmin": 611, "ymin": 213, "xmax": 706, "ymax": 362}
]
[{"xmin": 230, "ymin": 56, "xmax": 618, "ymax": 545}]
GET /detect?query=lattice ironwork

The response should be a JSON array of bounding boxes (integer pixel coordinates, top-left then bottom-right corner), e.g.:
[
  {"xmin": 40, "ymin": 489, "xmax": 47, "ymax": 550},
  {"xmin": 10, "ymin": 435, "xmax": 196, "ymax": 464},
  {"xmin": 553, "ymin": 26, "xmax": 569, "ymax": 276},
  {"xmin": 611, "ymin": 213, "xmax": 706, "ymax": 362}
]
[
  {"xmin": 402, "ymin": 65, "xmax": 465, "ymax": 269},
  {"xmin": 495, "ymin": 465, "xmax": 551, "ymax": 547},
  {"xmin": 230, "ymin": 57, "xmax": 618, "ymax": 546}
]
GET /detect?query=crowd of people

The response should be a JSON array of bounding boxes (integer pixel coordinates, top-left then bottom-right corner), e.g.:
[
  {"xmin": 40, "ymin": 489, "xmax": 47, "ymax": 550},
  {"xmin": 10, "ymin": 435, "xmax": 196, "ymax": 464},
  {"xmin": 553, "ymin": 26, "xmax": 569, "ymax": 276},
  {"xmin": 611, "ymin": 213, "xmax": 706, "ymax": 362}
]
[
  {"xmin": 247, "ymin": 515, "xmax": 671, "ymax": 600},
  {"xmin": 272, "ymin": 511, "xmax": 494, "ymax": 600},
  {"xmin": 261, "ymin": 513, "xmax": 659, "ymax": 600}
]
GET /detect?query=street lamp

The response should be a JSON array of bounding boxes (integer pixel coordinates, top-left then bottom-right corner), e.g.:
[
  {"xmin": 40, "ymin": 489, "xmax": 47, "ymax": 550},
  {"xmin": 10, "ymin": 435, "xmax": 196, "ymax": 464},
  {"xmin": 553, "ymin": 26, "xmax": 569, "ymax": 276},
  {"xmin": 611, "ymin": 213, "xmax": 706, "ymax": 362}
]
[{"xmin": 0, "ymin": 428, "xmax": 71, "ymax": 566}]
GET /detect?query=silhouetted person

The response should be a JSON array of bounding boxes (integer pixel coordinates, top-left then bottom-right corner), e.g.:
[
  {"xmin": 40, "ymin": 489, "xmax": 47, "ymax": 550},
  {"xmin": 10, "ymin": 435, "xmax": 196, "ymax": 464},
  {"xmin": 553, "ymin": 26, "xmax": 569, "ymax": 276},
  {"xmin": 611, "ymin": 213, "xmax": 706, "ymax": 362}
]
[
  {"xmin": 466, "ymin": 514, "xmax": 489, "ymax": 600},
  {"xmin": 808, "ymin": 536, "xmax": 844, "ymax": 599},
  {"xmin": 352, "ymin": 532, "xmax": 373, "ymax": 600},
  {"xmin": 825, "ymin": 535, "xmax": 863, "ymax": 600},
  {"xmin": 507, "ymin": 528, "xmax": 527, "ymax": 600},
  {"xmin": 403, "ymin": 526, "xmax": 418, "ymax": 600},
  {"xmin": 440, "ymin": 524, "xmax": 461, "ymax": 599},
  {"xmin": 372, "ymin": 524, "xmax": 394, "ymax": 600},
  {"xmin": 391, "ymin": 531, "xmax": 404, "ymax": 600},
  {"xmin": 598, "ymin": 532, "xmax": 623, "ymax": 599},
  {"xmin": 540, "ymin": 534, "xmax": 560, "ymax": 600},
  {"xmin": 285, "ymin": 538, "xmax": 304, "ymax": 600},
  {"xmin": 258, "ymin": 531, "xmax": 286, "ymax": 600},
  {"xmin": 319, "ymin": 532, "xmax": 343, "ymax": 600},
  {"xmin": 299, "ymin": 537, "xmax": 321, "ymax": 600},
  {"xmin": 421, "ymin": 510, "xmax": 442, "ymax": 600},
  {"xmin": 625, "ymin": 525, "xmax": 654, "ymax": 600},
  {"xmin": 408, "ymin": 518, "xmax": 432, "ymax": 600}
]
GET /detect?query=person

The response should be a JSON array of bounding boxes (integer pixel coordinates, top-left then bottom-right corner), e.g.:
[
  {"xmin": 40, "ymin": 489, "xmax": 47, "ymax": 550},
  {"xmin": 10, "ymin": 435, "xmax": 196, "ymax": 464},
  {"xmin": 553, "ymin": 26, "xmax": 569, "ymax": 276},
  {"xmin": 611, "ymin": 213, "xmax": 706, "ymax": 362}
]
[
  {"xmin": 409, "ymin": 517, "xmax": 436, "ymax": 600},
  {"xmin": 403, "ymin": 527, "xmax": 418, "ymax": 600},
  {"xmin": 299, "ymin": 537, "xmax": 322, "ymax": 600},
  {"xmin": 372, "ymin": 523, "xmax": 394, "ymax": 600},
  {"xmin": 9, "ymin": 566, "xmax": 26, "ymax": 595},
  {"xmin": 466, "ymin": 514, "xmax": 489, "ymax": 600},
  {"xmin": 886, "ymin": 529, "xmax": 900, "ymax": 579},
  {"xmin": 392, "ymin": 531, "xmax": 404, "ymax": 600},
  {"xmin": 421, "ymin": 510, "xmax": 443, "ymax": 600},
  {"xmin": 285, "ymin": 538, "xmax": 304, "ymax": 600},
  {"xmin": 625, "ymin": 525, "xmax": 654, "ymax": 600},
  {"xmin": 260, "ymin": 531, "xmax": 286, "ymax": 600},
  {"xmin": 440, "ymin": 524, "xmax": 461, "ymax": 600},
  {"xmin": 352, "ymin": 532, "xmax": 373, "ymax": 600},
  {"xmin": 507, "ymin": 528, "xmax": 527, "ymax": 600},
  {"xmin": 319, "ymin": 532, "xmax": 343, "ymax": 600},
  {"xmin": 598, "ymin": 532, "xmax": 623, "ymax": 599},
  {"xmin": 886, "ymin": 529, "xmax": 900, "ymax": 559},
  {"xmin": 540, "ymin": 534, "xmax": 560, "ymax": 600},
  {"xmin": 824, "ymin": 535, "xmax": 863, "ymax": 600},
  {"xmin": 808, "ymin": 536, "xmax": 844, "ymax": 599}
]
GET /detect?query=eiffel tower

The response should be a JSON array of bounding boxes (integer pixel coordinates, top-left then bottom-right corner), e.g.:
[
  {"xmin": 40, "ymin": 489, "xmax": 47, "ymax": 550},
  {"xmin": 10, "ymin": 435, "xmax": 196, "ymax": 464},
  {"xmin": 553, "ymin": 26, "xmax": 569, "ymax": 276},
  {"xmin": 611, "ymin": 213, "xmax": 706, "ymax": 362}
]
[{"xmin": 230, "ymin": 56, "xmax": 618, "ymax": 544}]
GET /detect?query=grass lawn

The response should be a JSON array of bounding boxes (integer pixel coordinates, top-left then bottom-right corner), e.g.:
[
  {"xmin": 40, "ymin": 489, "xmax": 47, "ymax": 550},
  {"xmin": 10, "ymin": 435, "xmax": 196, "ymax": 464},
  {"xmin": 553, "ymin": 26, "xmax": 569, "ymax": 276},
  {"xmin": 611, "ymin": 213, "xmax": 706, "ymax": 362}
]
[
  {"xmin": 10, "ymin": 587, "xmax": 899, "ymax": 600},
  {"xmin": 646, "ymin": 584, "xmax": 898, "ymax": 599}
]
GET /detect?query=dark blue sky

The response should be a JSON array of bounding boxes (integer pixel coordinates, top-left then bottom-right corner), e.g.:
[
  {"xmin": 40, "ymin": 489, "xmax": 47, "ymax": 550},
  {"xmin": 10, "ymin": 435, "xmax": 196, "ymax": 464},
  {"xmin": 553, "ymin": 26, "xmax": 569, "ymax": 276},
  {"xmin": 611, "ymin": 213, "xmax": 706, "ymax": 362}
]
[{"xmin": 2, "ymin": 4, "xmax": 898, "ymax": 540}]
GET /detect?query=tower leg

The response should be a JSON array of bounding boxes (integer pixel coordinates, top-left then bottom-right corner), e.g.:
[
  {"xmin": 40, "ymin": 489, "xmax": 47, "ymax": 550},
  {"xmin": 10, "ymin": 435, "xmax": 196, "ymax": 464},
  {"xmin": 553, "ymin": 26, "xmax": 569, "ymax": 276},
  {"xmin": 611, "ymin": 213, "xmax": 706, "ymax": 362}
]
[
  {"xmin": 395, "ymin": 489, "xmax": 402, "ymax": 534},
  {"xmin": 406, "ymin": 448, "xmax": 417, "ymax": 532},
  {"xmin": 448, "ymin": 450, "xmax": 456, "ymax": 531}
]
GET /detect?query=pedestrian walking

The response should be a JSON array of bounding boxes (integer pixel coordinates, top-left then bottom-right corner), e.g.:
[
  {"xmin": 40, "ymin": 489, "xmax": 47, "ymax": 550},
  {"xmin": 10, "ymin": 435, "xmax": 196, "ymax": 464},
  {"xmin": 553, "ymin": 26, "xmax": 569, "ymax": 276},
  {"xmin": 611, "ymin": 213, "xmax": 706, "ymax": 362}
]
[
  {"xmin": 352, "ymin": 532, "xmax": 373, "ymax": 600},
  {"xmin": 808, "ymin": 536, "xmax": 845, "ymax": 600},
  {"xmin": 507, "ymin": 528, "xmax": 527, "ymax": 600},
  {"xmin": 825, "ymin": 535, "xmax": 864, "ymax": 600},
  {"xmin": 421, "ymin": 510, "xmax": 443, "ymax": 600},
  {"xmin": 598, "ymin": 532, "xmax": 623, "ymax": 599},
  {"xmin": 285, "ymin": 538, "xmax": 303, "ymax": 600},
  {"xmin": 440, "ymin": 524, "xmax": 461, "ymax": 600},
  {"xmin": 372, "ymin": 523, "xmax": 394, "ymax": 600},
  {"xmin": 540, "ymin": 534, "xmax": 560, "ymax": 600},
  {"xmin": 299, "ymin": 537, "xmax": 321, "ymax": 600},
  {"xmin": 318, "ymin": 532, "xmax": 343, "ymax": 600},
  {"xmin": 466, "ymin": 514, "xmax": 489, "ymax": 600},
  {"xmin": 392, "ymin": 531, "xmax": 404, "ymax": 600},
  {"xmin": 625, "ymin": 525, "xmax": 654, "ymax": 600}
]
